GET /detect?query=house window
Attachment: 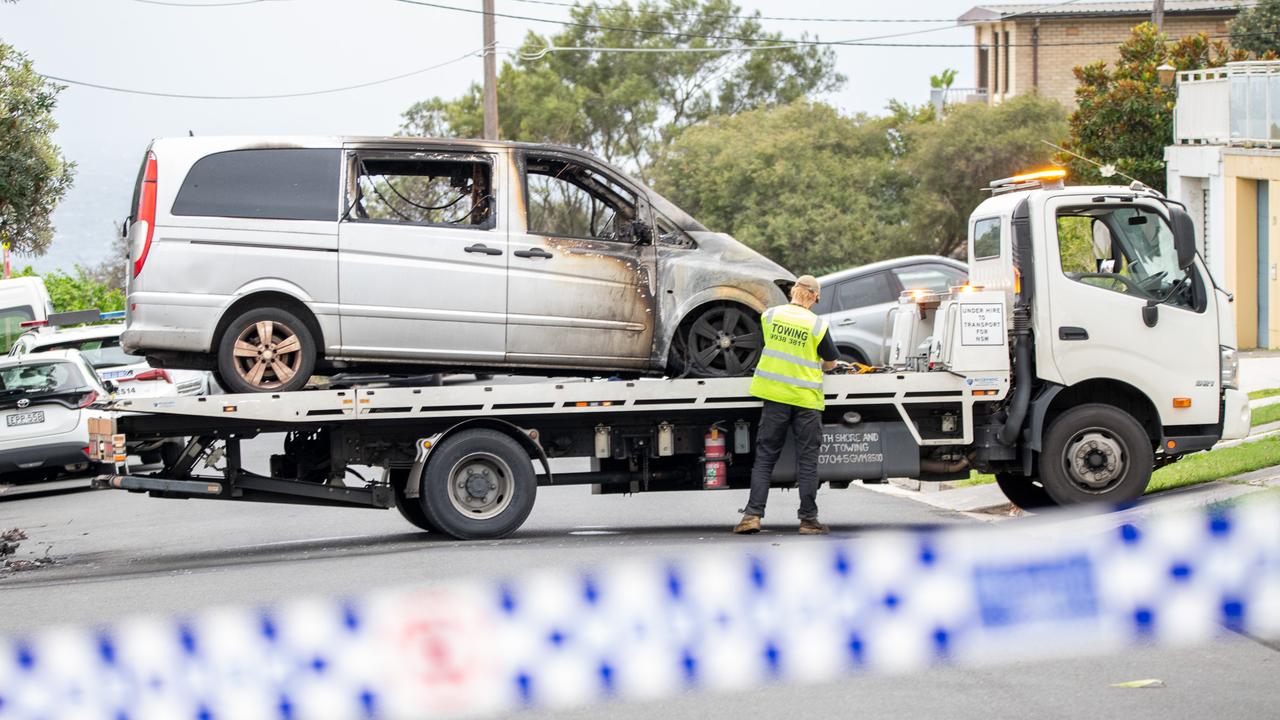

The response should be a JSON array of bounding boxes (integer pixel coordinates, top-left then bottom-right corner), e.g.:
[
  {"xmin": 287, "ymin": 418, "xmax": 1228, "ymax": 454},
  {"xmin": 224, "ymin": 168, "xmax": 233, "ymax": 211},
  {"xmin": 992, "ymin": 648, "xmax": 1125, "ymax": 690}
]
[{"xmin": 978, "ymin": 46, "xmax": 989, "ymax": 91}]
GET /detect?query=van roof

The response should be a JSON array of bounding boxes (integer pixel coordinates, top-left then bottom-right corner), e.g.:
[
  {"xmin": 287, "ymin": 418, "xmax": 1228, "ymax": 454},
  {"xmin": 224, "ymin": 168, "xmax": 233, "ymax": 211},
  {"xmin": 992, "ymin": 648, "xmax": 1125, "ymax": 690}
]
[{"xmin": 150, "ymin": 134, "xmax": 603, "ymax": 156}]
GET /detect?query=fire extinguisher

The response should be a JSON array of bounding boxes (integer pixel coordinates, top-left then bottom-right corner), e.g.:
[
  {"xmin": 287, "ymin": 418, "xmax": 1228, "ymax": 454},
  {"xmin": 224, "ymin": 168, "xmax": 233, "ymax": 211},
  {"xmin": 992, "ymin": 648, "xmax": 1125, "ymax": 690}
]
[{"xmin": 703, "ymin": 424, "xmax": 728, "ymax": 490}]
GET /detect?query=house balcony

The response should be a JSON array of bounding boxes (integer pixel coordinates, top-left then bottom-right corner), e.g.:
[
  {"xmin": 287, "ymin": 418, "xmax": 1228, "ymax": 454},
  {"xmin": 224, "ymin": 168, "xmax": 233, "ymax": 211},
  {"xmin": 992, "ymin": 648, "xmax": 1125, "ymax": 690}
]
[{"xmin": 1175, "ymin": 61, "xmax": 1280, "ymax": 147}]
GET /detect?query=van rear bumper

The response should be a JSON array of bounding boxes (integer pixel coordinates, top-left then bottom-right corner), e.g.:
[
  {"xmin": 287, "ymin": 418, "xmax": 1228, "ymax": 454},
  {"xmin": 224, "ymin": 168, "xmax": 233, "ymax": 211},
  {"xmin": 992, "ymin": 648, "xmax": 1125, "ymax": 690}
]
[{"xmin": 122, "ymin": 293, "xmax": 221, "ymax": 354}]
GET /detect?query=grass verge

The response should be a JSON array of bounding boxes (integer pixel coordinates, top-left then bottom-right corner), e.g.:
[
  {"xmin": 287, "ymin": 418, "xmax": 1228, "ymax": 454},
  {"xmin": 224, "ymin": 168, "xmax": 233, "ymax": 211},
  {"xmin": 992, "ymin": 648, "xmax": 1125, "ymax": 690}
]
[
  {"xmin": 1253, "ymin": 402, "xmax": 1280, "ymax": 427},
  {"xmin": 1249, "ymin": 387, "xmax": 1280, "ymax": 401},
  {"xmin": 1146, "ymin": 435, "xmax": 1280, "ymax": 493}
]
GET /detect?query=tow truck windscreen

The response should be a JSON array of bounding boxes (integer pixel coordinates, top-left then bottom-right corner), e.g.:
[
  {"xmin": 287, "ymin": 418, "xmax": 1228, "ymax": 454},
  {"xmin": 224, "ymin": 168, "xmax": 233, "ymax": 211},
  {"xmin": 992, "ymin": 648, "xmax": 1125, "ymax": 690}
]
[{"xmin": 1057, "ymin": 206, "xmax": 1195, "ymax": 308}]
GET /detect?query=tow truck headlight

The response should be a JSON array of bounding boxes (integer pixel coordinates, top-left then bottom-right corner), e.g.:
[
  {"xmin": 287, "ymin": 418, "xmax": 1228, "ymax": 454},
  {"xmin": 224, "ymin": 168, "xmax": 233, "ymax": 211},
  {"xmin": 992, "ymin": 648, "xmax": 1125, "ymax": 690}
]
[{"xmin": 1220, "ymin": 346, "xmax": 1239, "ymax": 390}]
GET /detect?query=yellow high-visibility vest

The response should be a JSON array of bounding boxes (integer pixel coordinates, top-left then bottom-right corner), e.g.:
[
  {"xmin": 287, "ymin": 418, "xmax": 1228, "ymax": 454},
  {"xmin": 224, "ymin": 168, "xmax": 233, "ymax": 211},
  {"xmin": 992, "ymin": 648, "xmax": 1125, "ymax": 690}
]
[{"xmin": 749, "ymin": 303, "xmax": 828, "ymax": 410}]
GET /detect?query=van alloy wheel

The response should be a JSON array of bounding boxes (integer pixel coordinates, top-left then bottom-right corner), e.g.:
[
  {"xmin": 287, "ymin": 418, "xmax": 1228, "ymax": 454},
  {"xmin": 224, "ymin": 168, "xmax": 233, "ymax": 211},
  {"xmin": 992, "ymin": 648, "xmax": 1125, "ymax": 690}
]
[
  {"xmin": 232, "ymin": 320, "xmax": 304, "ymax": 390},
  {"xmin": 683, "ymin": 306, "xmax": 762, "ymax": 376}
]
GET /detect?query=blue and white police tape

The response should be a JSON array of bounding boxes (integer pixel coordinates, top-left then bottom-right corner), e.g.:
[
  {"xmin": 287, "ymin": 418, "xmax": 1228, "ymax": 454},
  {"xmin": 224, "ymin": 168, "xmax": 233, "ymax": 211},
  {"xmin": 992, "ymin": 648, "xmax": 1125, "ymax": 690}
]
[{"xmin": 3, "ymin": 495, "xmax": 1279, "ymax": 719}]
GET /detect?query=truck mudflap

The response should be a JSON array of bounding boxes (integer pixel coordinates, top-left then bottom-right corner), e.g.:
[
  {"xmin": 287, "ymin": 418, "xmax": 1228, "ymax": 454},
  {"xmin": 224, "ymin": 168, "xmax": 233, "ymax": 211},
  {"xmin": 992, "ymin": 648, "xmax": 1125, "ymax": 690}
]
[
  {"xmin": 1222, "ymin": 389, "xmax": 1250, "ymax": 441},
  {"xmin": 769, "ymin": 422, "xmax": 919, "ymax": 484}
]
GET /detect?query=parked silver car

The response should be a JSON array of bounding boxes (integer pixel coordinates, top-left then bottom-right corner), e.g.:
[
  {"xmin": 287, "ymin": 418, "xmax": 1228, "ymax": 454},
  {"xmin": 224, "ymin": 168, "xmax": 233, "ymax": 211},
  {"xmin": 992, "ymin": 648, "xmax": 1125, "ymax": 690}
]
[
  {"xmin": 120, "ymin": 136, "xmax": 791, "ymax": 392},
  {"xmin": 815, "ymin": 256, "xmax": 968, "ymax": 365}
]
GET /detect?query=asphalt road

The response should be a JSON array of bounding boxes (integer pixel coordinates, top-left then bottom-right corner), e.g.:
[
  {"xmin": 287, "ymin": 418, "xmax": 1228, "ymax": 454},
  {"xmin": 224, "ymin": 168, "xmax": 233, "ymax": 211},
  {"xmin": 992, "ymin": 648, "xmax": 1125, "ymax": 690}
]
[{"xmin": 1, "ymin": 434, "xmax": 1276, "ymax": 719}]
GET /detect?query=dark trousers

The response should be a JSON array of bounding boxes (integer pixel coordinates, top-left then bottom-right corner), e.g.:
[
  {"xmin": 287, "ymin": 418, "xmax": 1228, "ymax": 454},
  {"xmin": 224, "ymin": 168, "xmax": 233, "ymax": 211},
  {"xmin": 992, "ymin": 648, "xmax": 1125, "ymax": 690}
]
[{"xmin": 744, "ymin": 399, "xmax": 822, "ymax": 521}]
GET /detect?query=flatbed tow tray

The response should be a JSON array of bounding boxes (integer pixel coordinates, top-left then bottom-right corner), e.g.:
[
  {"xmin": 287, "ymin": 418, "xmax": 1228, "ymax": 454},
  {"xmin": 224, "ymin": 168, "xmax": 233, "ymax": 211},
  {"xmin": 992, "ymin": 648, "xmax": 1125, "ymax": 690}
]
[{"xmin": 110, "ymin": 373, "xmax": 1008, "ymax": 446}]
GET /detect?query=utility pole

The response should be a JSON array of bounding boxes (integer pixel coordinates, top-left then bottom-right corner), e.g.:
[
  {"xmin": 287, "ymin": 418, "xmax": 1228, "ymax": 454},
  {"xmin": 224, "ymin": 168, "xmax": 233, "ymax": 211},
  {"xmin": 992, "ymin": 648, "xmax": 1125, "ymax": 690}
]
[
  {"xmin": 1152, "ymin": 0, "xmax": 1165, "ymax": 30},
  {"xmin": 482, "ymin": 0, "xmax": 499, "ymax": 141}
]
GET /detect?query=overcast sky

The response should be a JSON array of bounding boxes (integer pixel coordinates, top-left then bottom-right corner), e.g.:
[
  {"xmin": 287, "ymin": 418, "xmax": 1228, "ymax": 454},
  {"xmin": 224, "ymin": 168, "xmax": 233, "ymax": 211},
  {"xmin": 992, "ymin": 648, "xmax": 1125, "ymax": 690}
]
[{"xmin": 2, "ymin": 0, "xmax": 982, "ymax": 273}]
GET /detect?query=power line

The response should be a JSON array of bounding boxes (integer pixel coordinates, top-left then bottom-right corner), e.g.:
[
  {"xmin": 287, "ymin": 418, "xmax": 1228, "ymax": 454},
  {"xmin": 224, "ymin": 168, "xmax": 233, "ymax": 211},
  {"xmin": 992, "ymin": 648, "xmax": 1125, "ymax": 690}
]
[
  {"xmin": 129, "ymin": 0, "xmax": 289, "ymax": 6},
  {"xmin": 502, "ymin": 0, "xmax": 955, "ymax": 23},
  {"xmin": 39, "ymin": 48, "xmax": 483, "ymax": 100},
  {"xmin": 394, "ymin": 0, "xmax": 968, "ymax": 46},
  {"xmin": 514, "ymin": 27, "xmax": 1271, "ymax": 58}
]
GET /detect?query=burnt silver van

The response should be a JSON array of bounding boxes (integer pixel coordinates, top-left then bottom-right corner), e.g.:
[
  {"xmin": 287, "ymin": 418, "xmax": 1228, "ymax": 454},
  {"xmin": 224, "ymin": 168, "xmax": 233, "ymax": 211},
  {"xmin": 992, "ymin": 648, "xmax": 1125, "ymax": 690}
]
[{"xmin": 121, "ymin": 137, "xmax": 791, "ymax": 393}]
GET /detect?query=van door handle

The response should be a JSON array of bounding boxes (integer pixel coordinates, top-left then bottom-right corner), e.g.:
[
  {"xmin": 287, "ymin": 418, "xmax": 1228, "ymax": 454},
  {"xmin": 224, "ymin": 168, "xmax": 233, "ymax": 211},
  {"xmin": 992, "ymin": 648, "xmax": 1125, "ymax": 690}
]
[
  {"xmin": 464, "ymin": 244, "xmax": 502, "ymax": 256},
  {"xmin": 513, "ymin": 248, "xmax": 554, "ymax": 259},
  {"xmin": 837, "ymin": 318, "xmax": 857, "ymax": 326},
  {"xmin": 1058, "ymin": 326, "xmax": 1089, "ymax": 341}
]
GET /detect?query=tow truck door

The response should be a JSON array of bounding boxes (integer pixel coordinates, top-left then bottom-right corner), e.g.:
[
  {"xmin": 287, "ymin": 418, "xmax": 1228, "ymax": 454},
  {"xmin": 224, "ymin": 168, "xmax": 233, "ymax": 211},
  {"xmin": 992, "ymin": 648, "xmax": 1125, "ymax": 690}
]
[{"xmin": 1042, "ymin": 196, "xmax": 1220, "ymax": 426}]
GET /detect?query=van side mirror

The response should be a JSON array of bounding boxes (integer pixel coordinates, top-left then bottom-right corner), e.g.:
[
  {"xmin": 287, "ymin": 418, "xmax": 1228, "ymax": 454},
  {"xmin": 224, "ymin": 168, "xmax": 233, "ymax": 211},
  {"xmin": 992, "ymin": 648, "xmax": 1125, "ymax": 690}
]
[
  {"xmin": 631, "ymin": 219, "xmax": 654, "ymax": 245},
  {"xmin": 1169, "ymin": 205, "xmax": 1197, "ymax": 269}
]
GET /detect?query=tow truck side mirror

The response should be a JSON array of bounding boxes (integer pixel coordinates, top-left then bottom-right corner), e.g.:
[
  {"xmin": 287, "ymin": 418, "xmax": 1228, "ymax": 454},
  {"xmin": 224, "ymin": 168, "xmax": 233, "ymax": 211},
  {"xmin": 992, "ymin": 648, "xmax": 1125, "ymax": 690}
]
[{"xmin": 1169, "ymin": 205, "xmax": 1197, "ymax": 270}]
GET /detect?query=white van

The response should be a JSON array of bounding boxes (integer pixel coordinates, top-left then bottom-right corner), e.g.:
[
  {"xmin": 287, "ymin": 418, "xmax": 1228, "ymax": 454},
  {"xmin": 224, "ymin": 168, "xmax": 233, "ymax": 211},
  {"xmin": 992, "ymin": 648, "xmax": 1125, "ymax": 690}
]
[
  {"xmin": 120, "ymin": 136, "xmax": 792, "ymax": 393},
  {"xmin": 0, "ymin": 277, "xmax": 52, "ymax": 354}
]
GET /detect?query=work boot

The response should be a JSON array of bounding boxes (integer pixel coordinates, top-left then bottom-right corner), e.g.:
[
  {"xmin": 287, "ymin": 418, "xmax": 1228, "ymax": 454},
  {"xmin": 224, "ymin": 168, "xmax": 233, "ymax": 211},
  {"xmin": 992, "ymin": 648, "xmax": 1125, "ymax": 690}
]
[
  {"xmin": 733, "ymin": 514, "xmax": 761, "ymax": 534},
  {"xmin": 798, "ymin": 518, "xmax": 829, "ymax": 535}
]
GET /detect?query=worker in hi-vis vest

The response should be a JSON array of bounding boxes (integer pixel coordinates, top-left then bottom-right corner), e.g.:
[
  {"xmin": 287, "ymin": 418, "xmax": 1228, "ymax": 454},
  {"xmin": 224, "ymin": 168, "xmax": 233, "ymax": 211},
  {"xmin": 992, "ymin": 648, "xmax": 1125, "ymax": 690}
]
[{"xmin": 734, "ymin": 275, "xmax": 839, "ymax": 535}]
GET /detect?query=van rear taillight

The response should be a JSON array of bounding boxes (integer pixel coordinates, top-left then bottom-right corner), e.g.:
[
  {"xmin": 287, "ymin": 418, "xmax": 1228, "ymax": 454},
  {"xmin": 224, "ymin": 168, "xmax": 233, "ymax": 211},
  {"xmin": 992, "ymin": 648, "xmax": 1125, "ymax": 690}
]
[{"xmin": 132, "ymin": 152, "xmax": 158, "ymax": 278}]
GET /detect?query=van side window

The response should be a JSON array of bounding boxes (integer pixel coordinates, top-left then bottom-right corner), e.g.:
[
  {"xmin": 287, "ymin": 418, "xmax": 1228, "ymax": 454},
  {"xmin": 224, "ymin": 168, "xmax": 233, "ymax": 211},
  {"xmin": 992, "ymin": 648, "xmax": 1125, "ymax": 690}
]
[
  {"xmin": 172, "ymin": 149, "xmax": 341, "ymax": 221},
  {"xmin": 349, "ymin": 154, "xmax": 494, "ymax": 229},
  {"xmin": 525, "ymin": 156, "xmax": 639, "ymax": 242}
]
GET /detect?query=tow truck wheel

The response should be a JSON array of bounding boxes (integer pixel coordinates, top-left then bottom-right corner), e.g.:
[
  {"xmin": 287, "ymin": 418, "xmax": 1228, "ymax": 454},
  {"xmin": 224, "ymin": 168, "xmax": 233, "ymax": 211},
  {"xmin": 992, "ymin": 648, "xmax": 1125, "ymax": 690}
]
[
  {"xmin": 1039, "ymin": 404, "xmax": 1153, "ymax": 505},
  {"xmin": 391, "ymin": 469, "xmax": 441, "ymax": 533},
  {"xmin": 994, "ymin": 473, "xmax": 1056, "ymax": 510},
  {"xmin": 420, "ymin": 429, "xmax": 536, "ymax": 540},
  {"xmin": 216, "ymin": 306, "xmax": 316, "ymax": 394}
]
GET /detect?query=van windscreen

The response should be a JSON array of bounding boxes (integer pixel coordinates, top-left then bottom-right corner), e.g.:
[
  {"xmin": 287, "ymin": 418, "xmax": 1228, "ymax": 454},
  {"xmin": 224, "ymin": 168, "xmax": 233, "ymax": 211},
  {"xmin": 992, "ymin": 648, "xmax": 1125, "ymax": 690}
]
[{"xmin": 172, "ymin": 148, "xmax": 341, "ymax": 221}]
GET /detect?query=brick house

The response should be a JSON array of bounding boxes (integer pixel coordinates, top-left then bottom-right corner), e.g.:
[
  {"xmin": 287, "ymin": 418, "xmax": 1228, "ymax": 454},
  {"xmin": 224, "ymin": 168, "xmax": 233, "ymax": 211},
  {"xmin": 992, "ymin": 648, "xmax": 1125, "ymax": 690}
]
[{"xmin": 959, "ymin": 1, "xmax": 1238, "ymax": 107}]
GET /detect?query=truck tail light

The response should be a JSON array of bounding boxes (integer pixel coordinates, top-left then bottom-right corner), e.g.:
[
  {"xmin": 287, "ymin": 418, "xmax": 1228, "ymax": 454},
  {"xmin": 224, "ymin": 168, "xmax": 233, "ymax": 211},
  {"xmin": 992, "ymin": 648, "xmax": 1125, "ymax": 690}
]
[{"xmin": 132, "ymin": 152, "xmax": 158, "ymax": 278}]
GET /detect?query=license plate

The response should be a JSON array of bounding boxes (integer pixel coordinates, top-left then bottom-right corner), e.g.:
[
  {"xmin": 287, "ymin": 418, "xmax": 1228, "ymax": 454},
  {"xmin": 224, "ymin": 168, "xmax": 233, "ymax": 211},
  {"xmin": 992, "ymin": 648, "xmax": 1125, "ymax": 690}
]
[{"xmin": 6, "ymin": 411, "xmax": 45, "ymax": 427}]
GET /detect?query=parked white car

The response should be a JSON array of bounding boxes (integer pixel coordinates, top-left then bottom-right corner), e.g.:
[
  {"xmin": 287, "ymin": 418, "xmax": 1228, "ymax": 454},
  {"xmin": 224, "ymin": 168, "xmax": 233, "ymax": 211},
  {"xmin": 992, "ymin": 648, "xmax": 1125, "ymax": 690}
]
[
  {"xmin": 10, "ymin": 322, "xmax": 211, "ymax": 398},
  {"xmin": 0, "ymin": 350, "xmax": 107, "ymax": 482}
]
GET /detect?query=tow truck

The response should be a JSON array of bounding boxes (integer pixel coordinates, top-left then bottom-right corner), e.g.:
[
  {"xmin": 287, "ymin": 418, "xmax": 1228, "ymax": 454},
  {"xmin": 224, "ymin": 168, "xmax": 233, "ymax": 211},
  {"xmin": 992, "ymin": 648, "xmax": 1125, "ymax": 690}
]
[{"xmin": 89, "ymin": 170, "xmax": 1251, "ymax": 539}]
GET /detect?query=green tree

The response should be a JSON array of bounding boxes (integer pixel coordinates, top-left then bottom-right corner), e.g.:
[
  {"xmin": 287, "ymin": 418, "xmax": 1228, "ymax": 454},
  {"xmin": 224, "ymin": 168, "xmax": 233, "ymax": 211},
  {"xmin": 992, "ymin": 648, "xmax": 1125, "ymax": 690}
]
[
  {"xmin": 1229, "ymin": 0, "xmax": 1280, "ymax": 56},
  {"xmin": 401, "ymin": 0, "xmax": 843, "ymax": 181},
  {"xmin": 15, "ymin": 266, "xmax": 124, "ymax": 315},
  {"xmin": 651, "ymin": 101, "xmax": 926, "ymax": 274},
  {"xmin": 930, "ymin": 68, "xmax": 958, "ymax": 89},
  {"xmin": 1062, "ymin": 23, "xmax": 1244, "ymax": 192},
  {"xmin": 905, "ymin": 93, "xmax": 1069, "ymax": 256},
  {"xmin": 0, "ymin": 42, "xmax": 75, "ymax": 255}
]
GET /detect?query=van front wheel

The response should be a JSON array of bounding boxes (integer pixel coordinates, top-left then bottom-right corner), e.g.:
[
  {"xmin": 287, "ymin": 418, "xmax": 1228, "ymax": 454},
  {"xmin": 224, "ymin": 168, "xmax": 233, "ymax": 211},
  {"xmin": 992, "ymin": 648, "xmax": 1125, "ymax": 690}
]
[{"xmin": 216, "ymin": 307, "xmax": 316, "ymax": 393}]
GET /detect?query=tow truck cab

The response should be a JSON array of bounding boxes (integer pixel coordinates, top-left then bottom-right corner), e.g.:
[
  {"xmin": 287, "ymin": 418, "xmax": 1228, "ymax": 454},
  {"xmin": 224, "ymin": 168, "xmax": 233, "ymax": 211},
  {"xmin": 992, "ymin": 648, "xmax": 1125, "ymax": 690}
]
[{"xmin": 962, "ymin": 169, "xmax": 1249, "ymax": 504}]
